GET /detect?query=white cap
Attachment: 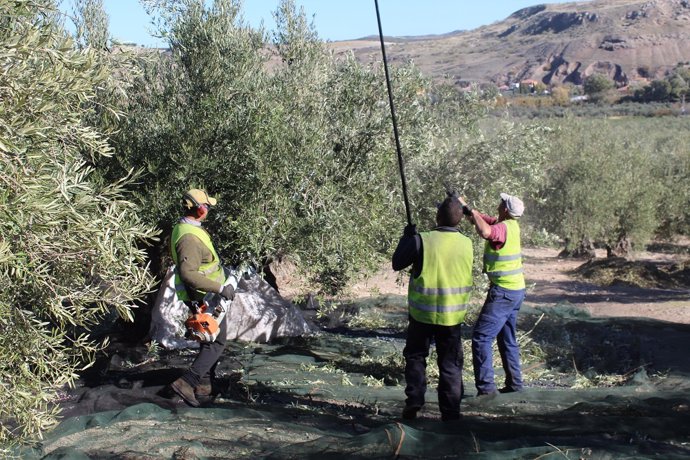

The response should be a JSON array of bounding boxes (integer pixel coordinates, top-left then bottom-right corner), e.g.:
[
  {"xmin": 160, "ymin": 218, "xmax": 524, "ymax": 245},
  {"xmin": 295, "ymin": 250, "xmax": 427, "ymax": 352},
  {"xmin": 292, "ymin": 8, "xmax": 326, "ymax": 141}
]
[{"xmin": 500, "ymin": 193, "xmax": 525, "ymax": 218}]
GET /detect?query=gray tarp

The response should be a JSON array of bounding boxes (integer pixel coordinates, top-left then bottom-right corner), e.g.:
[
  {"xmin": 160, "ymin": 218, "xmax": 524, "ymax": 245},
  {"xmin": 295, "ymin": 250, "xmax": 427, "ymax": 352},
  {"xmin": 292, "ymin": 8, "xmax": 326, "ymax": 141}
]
[{"xmin": 149, "ymin": 267, "xmax": 312, "ymax": 348}]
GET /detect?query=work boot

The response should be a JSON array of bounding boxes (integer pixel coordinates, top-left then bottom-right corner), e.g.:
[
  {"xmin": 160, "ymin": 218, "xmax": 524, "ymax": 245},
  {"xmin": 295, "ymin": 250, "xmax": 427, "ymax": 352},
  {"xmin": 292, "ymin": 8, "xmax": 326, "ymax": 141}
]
[
  {"xmin": 170, "ymin": 377, "xmax": 200, "ymax": 407},
  {"xmin": 195, "ymin": 383, "xmax": 212, "ymax": 397},
  {"xmin": 402, "ymin": 405, "xmax": 421, "ymax": 420},
  {"xmin": 498, "ymin": 387, "xmax": 521, "ymax": 394}
]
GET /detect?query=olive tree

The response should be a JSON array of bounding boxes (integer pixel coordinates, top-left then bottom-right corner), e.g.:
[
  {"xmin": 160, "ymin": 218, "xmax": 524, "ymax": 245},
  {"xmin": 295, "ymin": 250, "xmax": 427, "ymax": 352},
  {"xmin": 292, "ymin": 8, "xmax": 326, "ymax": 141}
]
[
  {"xmin": 97, "ymin": 0, "xmax": 269, "ymax": 278},
  {"xmin": 95, "ymin": 0, "xmax": 551, "ymax": 297},
  {"xmin": 535, "ymin": 118, "xmax": 662, "ymax": 256},
  {"xmin": 634, "ymin": 79, "xmax": 672, "ymax": 102},
  {"xmin": 0, "ymin": 0, "xmax": 157, "ymax": 448},
  {"xmin": 71, "ymin": 0, "xmax": 109, "ymax": 50},
  {"xmin": 644, "ymin": 119, "xmax": 690, "ymax": 238},
  {"xmin": 103, "ymin": 0, "xmax": 439, "ymax": 294}
]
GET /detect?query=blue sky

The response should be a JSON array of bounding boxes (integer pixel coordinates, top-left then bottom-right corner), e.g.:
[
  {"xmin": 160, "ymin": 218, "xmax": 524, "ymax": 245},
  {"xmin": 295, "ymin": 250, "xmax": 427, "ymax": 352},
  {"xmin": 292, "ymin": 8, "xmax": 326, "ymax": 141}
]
[{"xmin": 63, "ymin": 1, "xmax": 582, "ymax": 47}]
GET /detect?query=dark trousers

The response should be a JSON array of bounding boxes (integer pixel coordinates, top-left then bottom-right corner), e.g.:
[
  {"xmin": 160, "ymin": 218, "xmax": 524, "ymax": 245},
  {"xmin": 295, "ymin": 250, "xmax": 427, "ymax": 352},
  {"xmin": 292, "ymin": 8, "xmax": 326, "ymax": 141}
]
[
  {"xmin": 182, "ymin": 316, "xmax": 228, "ymax": 387},
  {"xmin": 403, "ymin": 316, "xmax": 464, "ymax": 418},
  {"xmin": 472, "ymin": 285, "xmax": 526, "ymax": 394}
]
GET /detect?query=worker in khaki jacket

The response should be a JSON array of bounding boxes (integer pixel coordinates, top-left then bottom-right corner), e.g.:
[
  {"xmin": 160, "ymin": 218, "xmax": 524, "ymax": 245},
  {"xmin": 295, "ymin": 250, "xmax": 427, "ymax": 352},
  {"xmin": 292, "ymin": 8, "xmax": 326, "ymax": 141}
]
[
  {"xmin": 169, "ymin": 189, "xmax": 236, "ymax": 407},
  {"xmin": 392, "ymin": 195, "xmax": 473, "ymax": 421},
  {"xmin": 459, "ymin": 193, "xmax": 526, "ymax": 396}
]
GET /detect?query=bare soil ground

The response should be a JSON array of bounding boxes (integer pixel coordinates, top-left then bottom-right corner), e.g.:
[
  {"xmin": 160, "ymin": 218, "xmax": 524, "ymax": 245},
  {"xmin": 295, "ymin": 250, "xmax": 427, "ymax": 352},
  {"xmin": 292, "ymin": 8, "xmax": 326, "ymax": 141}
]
[
  {"xmin": 523, "ymin": 246, "xmax": 690, "ymax": 324},
  {"xmin": 341, "ymin": 243, "xmax": 690, "ymax": 324}
]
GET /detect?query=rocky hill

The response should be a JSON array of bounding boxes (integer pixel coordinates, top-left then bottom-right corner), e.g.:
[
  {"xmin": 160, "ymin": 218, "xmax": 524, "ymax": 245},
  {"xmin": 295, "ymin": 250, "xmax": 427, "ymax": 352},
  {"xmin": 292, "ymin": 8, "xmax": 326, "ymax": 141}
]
[{"xmin": 330, "ymin": 0, "xmax": 690, "ymax": 87}]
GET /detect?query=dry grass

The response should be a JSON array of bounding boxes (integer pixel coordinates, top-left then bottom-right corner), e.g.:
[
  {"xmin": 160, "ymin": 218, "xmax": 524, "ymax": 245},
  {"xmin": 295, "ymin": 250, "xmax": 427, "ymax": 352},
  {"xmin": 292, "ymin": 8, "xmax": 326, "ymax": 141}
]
[{"xmin": 575, "ymin": 258, "xmax": 690, "ymax": 289}]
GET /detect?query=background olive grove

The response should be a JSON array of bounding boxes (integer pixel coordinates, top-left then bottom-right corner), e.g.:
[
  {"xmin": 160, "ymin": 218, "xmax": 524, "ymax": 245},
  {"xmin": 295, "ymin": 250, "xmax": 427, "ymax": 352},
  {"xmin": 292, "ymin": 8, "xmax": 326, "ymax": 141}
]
[
  {"xmin": 2, "ymin": 0, "xmax": 689, "ymax": 450},
  {"xmin": 532, "ymin": 117, "xmax": 690, "ymax": 257}
]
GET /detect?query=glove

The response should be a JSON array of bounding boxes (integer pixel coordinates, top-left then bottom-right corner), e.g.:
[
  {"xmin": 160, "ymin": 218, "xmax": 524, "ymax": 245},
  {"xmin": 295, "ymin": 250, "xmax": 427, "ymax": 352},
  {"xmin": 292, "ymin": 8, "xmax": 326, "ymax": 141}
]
[
  {"xmin": 403, "ymin": 224, "xmax": 417, "ymax": 237},
  {"xmin": 219, "ymin": 284, "xmax": 235, "ymax": 301}
]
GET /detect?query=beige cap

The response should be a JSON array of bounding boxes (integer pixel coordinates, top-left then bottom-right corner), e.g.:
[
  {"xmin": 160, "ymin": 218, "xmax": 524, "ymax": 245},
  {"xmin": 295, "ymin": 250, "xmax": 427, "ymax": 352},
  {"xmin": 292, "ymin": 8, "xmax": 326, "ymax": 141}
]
[
  {"xmin": 184, "ymin": 189, "xmax": 217, "ymax": 209},
  {"xmin": 500, "ymin": 193, "xmax": 524, "ymax": 218}
]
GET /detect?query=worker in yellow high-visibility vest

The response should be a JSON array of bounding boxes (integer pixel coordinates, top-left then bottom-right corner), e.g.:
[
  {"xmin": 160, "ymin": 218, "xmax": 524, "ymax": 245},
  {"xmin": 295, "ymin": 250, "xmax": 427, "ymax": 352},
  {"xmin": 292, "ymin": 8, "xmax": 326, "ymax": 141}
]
[
  {"xmin": 169, "ymin": 189, "xmax": 236, "ymax": 407},
  {"xmin": 392, "ymin": 194, "xmax": 473, "ymax": 422},
  {"xmin": 460, "ymin": 193, "xmax": 526, "ymax": 396}
]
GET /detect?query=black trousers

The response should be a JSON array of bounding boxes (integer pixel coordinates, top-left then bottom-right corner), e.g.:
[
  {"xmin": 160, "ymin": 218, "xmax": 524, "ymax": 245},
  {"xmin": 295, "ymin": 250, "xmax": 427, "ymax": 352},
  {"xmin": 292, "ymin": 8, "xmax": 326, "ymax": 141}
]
[
  {"xmin": 403, "ymin": 316, "xmax": 464, "ymax": 418},
  {"xmin": 182, "ymin": 316, "xmax": 228, "ymax": 387}
]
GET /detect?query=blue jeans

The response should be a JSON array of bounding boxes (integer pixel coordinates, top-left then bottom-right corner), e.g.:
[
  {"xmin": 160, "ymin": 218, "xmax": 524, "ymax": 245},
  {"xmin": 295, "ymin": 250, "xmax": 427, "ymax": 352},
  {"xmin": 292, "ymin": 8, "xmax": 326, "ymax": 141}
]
[{"xmin": 472, "ymin": 285, "xmax": 526, "ymax": 394}]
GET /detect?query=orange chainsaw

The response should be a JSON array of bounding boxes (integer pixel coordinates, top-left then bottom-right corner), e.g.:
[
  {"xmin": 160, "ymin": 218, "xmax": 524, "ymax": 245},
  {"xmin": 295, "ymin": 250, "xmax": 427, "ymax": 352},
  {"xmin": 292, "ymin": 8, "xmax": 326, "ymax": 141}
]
[{"xmin": 184, "ymin": 292, "xmax": 228, "ymax": 343}]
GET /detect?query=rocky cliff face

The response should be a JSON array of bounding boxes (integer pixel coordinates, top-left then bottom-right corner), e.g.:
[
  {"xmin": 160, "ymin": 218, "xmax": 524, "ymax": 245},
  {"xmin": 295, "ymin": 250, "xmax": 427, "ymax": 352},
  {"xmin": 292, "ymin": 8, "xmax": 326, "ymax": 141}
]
[{"xmin": 335, "ymin": 0, "xmax": 690, "ymax": 87}]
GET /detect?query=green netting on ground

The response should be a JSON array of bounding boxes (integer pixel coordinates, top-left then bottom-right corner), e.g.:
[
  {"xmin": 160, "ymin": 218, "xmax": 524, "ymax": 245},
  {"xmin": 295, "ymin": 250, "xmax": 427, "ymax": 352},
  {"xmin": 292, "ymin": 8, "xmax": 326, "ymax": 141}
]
[
  {"xmin": 15, "ymin": 300, "xmax": 690, "ymax": 459},
  {"xmin": 22, "ymin": 393, "xmax": 690, "ymax": 459}
]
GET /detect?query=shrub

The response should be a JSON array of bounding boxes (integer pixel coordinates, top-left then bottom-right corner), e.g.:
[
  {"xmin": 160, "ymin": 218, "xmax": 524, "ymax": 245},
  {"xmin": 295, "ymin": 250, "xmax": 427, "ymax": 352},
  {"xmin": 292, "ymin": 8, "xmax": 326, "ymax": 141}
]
[
  {"xmin": 551, "ymin": 86, "xmax": 570, "ymax": 106},
  {"xmin": 583, "ymin": 73, "xmax": 614, "ymax": 96}
]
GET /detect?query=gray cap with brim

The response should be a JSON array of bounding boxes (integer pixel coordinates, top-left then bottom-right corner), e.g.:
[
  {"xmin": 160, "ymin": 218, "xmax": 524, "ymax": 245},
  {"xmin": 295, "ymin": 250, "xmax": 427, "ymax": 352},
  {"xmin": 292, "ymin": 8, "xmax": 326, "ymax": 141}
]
[{"xmin": 500, "ymin": 192, "xmax": 525, "ymax": 218}]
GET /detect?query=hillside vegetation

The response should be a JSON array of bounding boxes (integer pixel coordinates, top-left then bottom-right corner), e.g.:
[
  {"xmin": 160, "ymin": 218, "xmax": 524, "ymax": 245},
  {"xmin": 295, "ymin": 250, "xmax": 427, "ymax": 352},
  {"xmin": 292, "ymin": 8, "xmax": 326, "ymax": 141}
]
[{"xmin": 339, "ymin": 0, "xmax": 690, "ymax": 87}]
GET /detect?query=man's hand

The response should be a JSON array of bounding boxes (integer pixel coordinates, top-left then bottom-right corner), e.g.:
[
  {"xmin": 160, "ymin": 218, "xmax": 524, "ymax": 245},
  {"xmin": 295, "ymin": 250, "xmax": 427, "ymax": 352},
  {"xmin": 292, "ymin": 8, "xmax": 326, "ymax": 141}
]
[
  {"xmin": 458, "ymin": 196, "xmax": 473, "ymax": 217},
  {"xmin": 403, "ymin": 224, "xmax": 417, "ymax": 237},
  {"xmin": 219, "ymin": 284, "xmax": 235, "ymax": 301}
]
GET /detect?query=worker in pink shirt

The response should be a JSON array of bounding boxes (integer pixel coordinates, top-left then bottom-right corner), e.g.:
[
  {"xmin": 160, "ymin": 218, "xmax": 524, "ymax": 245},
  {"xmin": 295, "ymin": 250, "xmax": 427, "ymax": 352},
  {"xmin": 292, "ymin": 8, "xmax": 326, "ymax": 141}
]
[{"xmin": 459, "ymin": 193, "xmax": 526, "ymax": 396}]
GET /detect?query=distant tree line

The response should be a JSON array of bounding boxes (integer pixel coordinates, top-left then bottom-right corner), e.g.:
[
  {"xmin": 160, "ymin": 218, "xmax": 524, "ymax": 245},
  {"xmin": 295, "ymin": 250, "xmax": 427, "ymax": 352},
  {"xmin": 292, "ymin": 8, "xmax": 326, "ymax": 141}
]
[
  {"xmin": 494, "ymin": 65, "xmax": 690, "ymax": 109},
  {"xmin": 582, "ymin": 65, "xmax": 690, "ymax": 103}
]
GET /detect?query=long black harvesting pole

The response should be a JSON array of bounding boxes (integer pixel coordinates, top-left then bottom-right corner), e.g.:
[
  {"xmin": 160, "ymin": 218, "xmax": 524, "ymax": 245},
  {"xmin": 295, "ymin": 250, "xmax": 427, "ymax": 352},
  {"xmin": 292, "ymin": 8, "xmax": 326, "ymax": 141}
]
[{"xmin": 374, "ymin": 0, "xmax": 412, "ymax": 226}]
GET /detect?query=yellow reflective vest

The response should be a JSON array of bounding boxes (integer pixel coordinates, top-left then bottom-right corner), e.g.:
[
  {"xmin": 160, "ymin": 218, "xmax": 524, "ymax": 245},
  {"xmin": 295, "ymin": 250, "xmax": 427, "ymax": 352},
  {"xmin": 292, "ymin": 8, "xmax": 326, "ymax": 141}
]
[
  {"xmin": 483, "ymin": 219, "xmax": 525, "ymax": 290},
  {"xmin": 171, "ymin": 223, "xmax": 226, "ymax": 301},
  {"xmin": 408, "ymin": 231, "xmax": 473, "ymax": 326}
]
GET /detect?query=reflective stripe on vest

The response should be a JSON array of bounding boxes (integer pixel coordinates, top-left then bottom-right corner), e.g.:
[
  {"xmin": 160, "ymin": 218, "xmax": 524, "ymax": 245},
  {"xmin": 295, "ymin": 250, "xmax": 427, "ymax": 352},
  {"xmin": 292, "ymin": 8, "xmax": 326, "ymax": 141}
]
[
  {"xmin": 408, "ymin": 231, "xmax": 473, "ymax": 326},
  {"xmin": 483, "ymin": 253, "xmax": 522, "ymax": 262},
  {"xmin": 483, "ymin": 219, "xmax": 525, "ymax": 290},
  {"xmin": 171, "ymin": 223, "xmax": 226, "ymax": 301}
]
